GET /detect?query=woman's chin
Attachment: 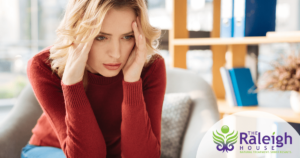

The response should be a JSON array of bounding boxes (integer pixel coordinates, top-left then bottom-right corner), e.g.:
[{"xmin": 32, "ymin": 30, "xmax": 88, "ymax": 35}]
[{"xmin": 98, "ymin": 69, "xmax": 121, "ymax": 77}]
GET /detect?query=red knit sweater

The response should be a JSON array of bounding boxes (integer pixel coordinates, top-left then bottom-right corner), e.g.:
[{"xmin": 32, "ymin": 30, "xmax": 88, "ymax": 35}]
[{"xmin": 26, "ymin": 46, "xmax": 167, "ymax": 158}]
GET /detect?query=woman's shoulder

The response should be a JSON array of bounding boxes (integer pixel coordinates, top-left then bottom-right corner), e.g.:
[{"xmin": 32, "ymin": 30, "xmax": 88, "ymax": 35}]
[
  {"xmin": 143, "ymin": 53, "xmax": 165, "ymax": 69},
  {"xmin": 141, "ymin": 53, "xmax": 166, "ymax": 79},
  {"xmin": 28, "ymin": 45, "xmax": 53, "ymax": 71},
  {"xmin": 27, "ymin": 45, "xmax": 60, "ymax": 81}
]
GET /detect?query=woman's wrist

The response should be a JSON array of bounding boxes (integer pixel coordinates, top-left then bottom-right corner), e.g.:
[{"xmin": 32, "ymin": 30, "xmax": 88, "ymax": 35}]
[
  {"xmin": 124, "ymin": 77, "xmax": 140, "ymax": 83},
  {"xmin": 62, "ymin": 74, "xmax": 83, "ymax": 85}
]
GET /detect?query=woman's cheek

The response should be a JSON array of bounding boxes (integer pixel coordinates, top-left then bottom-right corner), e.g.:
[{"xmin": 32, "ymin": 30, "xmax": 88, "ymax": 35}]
[{"xmin": 123, "ymin": 40, "xmax": 135, "ymax": 53}]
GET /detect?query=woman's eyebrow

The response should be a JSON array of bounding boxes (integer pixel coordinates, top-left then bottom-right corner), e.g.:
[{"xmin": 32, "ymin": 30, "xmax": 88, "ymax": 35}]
[{"xmin": 99, "ymin": 31, "xmax": 134, "ymax": 36}]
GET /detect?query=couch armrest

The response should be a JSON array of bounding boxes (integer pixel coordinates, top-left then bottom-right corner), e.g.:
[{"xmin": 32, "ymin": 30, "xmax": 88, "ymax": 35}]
[{"xmin": 0, "ymin": 84, "xmax": 43, "ymax": 158}]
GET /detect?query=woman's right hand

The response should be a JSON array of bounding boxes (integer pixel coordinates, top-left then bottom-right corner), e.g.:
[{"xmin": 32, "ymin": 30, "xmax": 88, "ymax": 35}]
[{"xmin": 62, "ymin": 29, "xmax": 95, "ymax": 85}]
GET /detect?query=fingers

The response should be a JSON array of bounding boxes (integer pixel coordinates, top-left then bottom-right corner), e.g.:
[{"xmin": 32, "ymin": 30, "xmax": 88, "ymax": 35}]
[
  {"xmin": 72, "ymin": 29, "xmax": 95, "ymax": 56},
  {"xmin": 72, "ymin": 34, "xmax": 83, "ymax": 48},
  {"xmin": 73, "ymin": 28, "xmax": 95, "ymax": 50},
  {"xmin": 132, "ymin": 16, "xmax": 146, "ymax": 49},
  {"xmin": 80, "ymin": 29, "xmax": 95, "ymax": 57},
  {"xmin": 85, "ymin": 28, "xmax": 95, "ymax": 48},
  {"xmin": 82, "ymin": 41, "xmax": 92, "ymax": 55},
  {"xmin": 136, "ymin": 17, "xmax": 146, "ymax": 50},
  {"xmin": 132, "ymin": 20, "xmax": 140, "ymax": 46},
  {"xmin": 136, "ymin": 16, "xmax": 144, "ymax": 37},
  {"xmin": 138, "ymin": 34, "xmax": 145, "ymax": 49}
]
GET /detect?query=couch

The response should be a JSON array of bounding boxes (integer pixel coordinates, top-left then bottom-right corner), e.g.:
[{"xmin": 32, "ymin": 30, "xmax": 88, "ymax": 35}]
[{"xmin": 0, "ymin": 67, "xmax": 220, "ymax": 158}]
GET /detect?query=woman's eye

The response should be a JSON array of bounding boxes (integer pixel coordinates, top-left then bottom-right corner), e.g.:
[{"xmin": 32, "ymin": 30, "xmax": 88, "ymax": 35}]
[
  {"xmin": 124, "ymin": 35, "xmax": 134, "ymax": 40},
  {"xmin": 95, "ymin": 36, "xmax": 106, "ymax": 41}
]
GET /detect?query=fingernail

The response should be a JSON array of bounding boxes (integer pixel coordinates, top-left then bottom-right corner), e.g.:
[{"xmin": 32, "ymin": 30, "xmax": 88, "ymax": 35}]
[
  {"xmin": 135, "ymin": 22, "xmax": 137, "ymax": 27},
  {"xmin": 139, "ymin": 34, "xmax": 142, "ymax": 40}
]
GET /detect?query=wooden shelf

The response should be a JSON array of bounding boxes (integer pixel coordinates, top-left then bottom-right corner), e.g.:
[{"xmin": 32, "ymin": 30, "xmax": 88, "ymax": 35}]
[
  {"xmin": 170, "ymin": 0, "xmax": 300, "ymax": 123},
  {"xmin": 172, "ymin": 36, "xmax": 300, "ymax": 46},
  {"xmin": 217, "ymin": 99, "xmax": 300, "ymax": 124}
]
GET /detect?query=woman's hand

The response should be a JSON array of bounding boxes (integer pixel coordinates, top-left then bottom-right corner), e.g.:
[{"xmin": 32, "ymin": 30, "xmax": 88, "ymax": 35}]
[
  {"xmin": 122, "ymin": 16, "xmax": 147, "ymax": 83},
  {"xmin": 62, "ymin": 29, "xmax": 95, "ymax": 85}
]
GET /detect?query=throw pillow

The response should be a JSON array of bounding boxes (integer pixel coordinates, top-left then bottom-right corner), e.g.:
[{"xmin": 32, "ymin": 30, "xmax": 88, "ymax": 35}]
[{"xmin": 160, "ymin": 93, "xmax": 193, "ymax": 158}]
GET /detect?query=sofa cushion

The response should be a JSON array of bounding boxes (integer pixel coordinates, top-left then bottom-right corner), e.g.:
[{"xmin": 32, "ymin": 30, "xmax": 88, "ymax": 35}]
[{"xmin": 161, "ymin": 93, "xmax": 192, "ymax": 158}]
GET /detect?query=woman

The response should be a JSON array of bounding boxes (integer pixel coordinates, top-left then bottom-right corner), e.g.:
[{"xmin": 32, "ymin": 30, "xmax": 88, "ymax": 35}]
[{"xmin": 20, "ymin": 0, "xmax": 166, "ymax": 158}]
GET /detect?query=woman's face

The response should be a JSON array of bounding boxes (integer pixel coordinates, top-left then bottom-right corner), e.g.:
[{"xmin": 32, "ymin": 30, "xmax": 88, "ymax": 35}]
[{"xmin": 87, "ymin": 7, "xmax": 136, "ymax": 77}]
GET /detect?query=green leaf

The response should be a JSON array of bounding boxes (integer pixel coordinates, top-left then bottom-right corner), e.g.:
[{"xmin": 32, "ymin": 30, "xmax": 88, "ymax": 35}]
[
  {"xmin": 216, "ymin": 130, "xmax": 225, "ymax": 139},
  {"xmin": 213, "ymin": 131, "xmax": 224, "ymax": 144},
  {"xmin": 226, "ymin": 130, "xmax": 235, "ymax": 139},
  {"xmin": 227, "ymin": 131, "xmax": 239, "ymax": 144}
]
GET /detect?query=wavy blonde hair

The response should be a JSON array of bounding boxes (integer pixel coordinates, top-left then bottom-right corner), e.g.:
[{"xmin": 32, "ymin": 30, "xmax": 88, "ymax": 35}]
[{"xmin": 48, "ymin": 0, "xmax": 161, "ymax": 91}]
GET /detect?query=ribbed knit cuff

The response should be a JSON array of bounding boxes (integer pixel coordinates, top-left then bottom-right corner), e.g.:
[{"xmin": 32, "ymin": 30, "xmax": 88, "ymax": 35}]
[
  {"xmin": 122, "ymin": 78, "xmax": 144, "ymax": 106},
  {"xmin": 61, "ymin": 80, "xmax": 87, "ymax": 108}
]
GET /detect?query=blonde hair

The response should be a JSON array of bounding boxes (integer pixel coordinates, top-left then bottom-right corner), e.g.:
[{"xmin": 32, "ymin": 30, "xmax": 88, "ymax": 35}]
[{"xmin": 48, "ymin": 0, "xmax": 161, "ymax": 91}]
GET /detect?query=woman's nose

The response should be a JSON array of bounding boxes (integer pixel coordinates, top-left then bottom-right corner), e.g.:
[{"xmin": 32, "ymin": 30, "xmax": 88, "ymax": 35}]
[{"xmin": 109, "ymin": 40, "xmax": 121, "ymax": 59}]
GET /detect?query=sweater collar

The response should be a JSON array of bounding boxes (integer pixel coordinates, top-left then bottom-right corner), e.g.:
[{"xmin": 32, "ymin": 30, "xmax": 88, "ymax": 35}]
[{"xmin": 87, "ymin": 70, "xmax": 124, "ymax": 85}]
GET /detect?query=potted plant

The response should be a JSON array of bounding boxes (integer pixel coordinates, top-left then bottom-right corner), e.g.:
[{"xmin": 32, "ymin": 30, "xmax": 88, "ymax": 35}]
[{"xmin": 257, "ymin": 53, "xmax": 300, "ymax": 113}]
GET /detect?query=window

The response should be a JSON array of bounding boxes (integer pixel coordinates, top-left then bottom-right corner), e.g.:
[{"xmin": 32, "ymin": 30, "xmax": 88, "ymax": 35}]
[{"xmin": 0, "ymin": 0, "xmax": 67, "ymax": 105}]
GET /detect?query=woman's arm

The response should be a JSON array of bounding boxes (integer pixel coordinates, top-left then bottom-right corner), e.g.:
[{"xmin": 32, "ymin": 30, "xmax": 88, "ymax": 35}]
[
  {"xmin": 27, "ymin": 57, "xmax": 107, "ymax": 158},
  {"xmin": 120, "ymin": 57, "xmax": 167, "ymax": 158}
]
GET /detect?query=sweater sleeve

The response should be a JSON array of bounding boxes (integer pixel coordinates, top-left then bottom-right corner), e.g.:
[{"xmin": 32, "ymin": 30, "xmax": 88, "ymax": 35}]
[
  {"xmin": 27, "ymin": 57, "xmax": 107, "ymax": 158},
  {"xmin": 121, "ymin": 57, "xmax": 167, "ymax": 158}
]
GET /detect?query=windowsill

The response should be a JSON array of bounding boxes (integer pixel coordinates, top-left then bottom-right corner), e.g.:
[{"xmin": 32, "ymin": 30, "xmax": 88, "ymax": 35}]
[{"xmin": 0, "ymin": 98, "xmax": 16, "ymax": 107}]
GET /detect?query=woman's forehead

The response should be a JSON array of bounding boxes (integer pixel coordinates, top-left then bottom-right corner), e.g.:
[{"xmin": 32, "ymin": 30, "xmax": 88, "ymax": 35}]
[{"xmin": 100, "ymin": 7, "xmax": 136, "ymax": 35}]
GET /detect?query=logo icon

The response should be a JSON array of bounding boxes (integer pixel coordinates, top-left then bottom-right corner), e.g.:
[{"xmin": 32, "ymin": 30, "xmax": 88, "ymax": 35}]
[{"xmin": 213, "ymin": 125, "xmax": 239, "ymax": 153}]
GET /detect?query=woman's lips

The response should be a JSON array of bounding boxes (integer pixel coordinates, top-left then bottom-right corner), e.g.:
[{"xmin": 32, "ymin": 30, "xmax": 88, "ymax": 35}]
[{"xmin": 103, "ymin": 64, "xmax": 121, "ymax": 70}]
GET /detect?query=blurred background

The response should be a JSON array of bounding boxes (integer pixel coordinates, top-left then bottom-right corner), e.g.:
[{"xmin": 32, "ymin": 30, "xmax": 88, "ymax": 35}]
[{"xmin": 1, "ymin": 0, "xmax": 300, "ymax": 115}]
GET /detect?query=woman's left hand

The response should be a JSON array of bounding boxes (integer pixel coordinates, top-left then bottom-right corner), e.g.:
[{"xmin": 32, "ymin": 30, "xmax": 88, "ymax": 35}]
[{"xmin": 122, "ymin": 16, "xmax": 147, "ymax": 82}]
